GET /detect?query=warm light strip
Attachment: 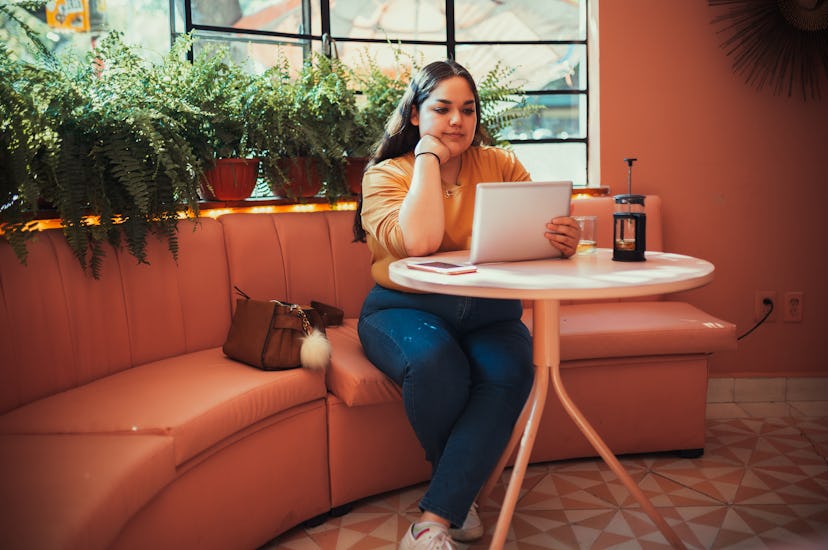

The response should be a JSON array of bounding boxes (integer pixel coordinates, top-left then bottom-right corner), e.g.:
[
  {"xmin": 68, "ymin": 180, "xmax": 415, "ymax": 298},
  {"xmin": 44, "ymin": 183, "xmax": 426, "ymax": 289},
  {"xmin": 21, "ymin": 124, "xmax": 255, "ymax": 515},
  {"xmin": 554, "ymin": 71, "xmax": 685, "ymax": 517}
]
[
  {"xmin": 3, "ymin": 192, "xmax": 616, "ymax": 233},
  {"xmin": 4, "ymin": 194, "xmax": 612, "ymax": 233},
  {"xmin": 6, "ymin": 215, "xmax": 106, "ymax": 233},
  {"xmin": 193, "ymin": 201, "xmax": 357, "ymax": 219},
  {"xmin": 24, "ymin": 219, "xmax": 66, "ymax": 231},
  {"xmin": 2, "ymin": 201, "xmax": 359, "ymax": 234},
  {"xmin": 572, "ymin": 186, "xmax": 611, "ymax": 199}
]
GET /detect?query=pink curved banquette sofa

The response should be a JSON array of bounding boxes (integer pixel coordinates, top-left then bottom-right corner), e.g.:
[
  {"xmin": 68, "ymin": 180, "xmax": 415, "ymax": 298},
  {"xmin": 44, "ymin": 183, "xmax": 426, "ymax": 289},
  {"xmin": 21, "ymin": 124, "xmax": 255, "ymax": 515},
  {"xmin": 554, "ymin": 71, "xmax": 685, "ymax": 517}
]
[{"xmin": 0, "ymin": 195, "xmax": 736, "ymax": 549}]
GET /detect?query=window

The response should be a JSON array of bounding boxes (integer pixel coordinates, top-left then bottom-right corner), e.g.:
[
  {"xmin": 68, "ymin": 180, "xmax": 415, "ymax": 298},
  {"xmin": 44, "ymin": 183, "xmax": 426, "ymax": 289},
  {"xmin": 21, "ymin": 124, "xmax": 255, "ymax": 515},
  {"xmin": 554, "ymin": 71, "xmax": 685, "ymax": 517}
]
[
  {"xmin": 178, "ymin": 0, "xmax": 592, "ymax": 187},
  {"xmin": 4, "ymin": 0, "xmax": 593, "ymax": 187}
]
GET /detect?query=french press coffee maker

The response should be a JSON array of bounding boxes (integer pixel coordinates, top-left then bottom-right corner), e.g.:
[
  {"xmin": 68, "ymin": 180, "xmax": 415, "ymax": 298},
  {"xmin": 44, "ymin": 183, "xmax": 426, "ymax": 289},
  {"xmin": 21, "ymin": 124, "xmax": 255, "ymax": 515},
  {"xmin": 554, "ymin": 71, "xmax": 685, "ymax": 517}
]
[{"xmin": 613, "ymin": 158, "xmax": 646, "ymax": 262}]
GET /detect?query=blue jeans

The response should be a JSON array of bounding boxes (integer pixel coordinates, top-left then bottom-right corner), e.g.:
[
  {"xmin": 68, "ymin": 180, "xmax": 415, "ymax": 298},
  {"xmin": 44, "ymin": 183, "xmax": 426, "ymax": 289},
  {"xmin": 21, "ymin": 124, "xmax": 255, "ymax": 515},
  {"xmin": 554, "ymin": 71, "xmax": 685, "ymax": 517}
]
[{"xmin": 358, "ymin": 285, "xmax": 534, "ymax": 527}]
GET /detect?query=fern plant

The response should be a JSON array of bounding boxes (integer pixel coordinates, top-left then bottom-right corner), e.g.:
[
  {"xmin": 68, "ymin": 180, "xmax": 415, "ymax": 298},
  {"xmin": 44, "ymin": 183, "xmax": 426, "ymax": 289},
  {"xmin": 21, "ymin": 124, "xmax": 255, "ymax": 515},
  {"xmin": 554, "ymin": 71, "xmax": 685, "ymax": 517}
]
[
  {"xmin": 249, "ymin": 51, "xmax": 357, "ymax": 200},
  {"xmin": 296, "ymin": 52, "xmax": 358, "ymax": 199},
  {"xmin": 245, "ymin": 52, "xmax": 301, "ymax": 197},
  {"xmin": 348, "ymin": 50, "xmax": 416, "ymax": 159},
  {"xmin": 0, "ymin": 25, "xmax": 203, "ymax": 278},
  {"xmin": 346, "ymin": 54, "xmax": 536, "ymax": 155},
  {"xmin": 0, "ymin": 1, "xmax": 59, "ymax": 261},
  {"xmin": 477, "ymin": 61, "xmax": 542, "ymax": 147},
  {"xmin": 159, "ymin": 36, "xmax": 257, "ymax": 164}
]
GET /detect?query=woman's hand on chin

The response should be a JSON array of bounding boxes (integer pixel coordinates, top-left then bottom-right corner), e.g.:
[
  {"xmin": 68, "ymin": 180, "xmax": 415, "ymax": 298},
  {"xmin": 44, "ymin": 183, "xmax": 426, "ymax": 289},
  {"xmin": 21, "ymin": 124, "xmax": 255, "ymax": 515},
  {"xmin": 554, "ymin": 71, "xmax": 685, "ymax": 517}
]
[{"xmin": 414, "ymin": 135, "xmax": 451, "ymax": 164}]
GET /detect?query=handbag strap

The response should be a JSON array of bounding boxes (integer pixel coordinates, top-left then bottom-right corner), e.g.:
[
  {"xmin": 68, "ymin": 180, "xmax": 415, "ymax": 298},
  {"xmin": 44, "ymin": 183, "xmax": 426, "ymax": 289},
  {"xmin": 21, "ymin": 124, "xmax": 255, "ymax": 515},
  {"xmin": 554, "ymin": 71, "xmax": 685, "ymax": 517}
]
[
  {"xmin": 233, "ymin": 287, "xmax": 313, "ymax": 336},
  {"xmin": 271, "ymin": 299, "xmax": 313, "ymax": 336}
]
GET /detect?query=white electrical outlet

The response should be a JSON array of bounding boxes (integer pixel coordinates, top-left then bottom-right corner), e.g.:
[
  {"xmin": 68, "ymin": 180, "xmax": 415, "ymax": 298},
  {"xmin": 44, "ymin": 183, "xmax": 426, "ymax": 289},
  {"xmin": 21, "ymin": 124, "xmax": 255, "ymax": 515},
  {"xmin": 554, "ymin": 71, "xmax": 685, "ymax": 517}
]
[{"xmin": 783, "ymin": 292, "xmax": 804, "ymax": 322}]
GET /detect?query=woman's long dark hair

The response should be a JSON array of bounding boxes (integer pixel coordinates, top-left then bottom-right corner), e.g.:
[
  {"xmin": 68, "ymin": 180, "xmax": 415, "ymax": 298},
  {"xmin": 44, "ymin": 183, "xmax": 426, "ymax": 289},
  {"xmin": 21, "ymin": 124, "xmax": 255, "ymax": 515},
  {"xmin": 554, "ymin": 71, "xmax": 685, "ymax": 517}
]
[{"xmin": 352, "ymin": 59, "xmax": 493, "ymax": 242}]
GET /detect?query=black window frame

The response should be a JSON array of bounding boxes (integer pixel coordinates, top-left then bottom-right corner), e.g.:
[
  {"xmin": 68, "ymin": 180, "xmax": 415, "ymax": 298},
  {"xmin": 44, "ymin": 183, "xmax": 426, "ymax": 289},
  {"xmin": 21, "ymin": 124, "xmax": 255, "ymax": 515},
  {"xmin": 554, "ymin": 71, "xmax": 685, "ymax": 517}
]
[{"xmin": 179, "ymin": 0, "xmax": 590, "ymax": 184}]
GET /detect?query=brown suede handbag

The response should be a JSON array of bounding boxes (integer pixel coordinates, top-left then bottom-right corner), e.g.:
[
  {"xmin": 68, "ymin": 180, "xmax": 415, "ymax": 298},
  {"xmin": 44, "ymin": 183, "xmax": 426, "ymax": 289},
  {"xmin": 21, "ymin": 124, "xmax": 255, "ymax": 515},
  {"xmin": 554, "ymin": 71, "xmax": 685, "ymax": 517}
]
[{"xmin": 223, "ymin": 287, "xmax": 330, "ymax": 371}]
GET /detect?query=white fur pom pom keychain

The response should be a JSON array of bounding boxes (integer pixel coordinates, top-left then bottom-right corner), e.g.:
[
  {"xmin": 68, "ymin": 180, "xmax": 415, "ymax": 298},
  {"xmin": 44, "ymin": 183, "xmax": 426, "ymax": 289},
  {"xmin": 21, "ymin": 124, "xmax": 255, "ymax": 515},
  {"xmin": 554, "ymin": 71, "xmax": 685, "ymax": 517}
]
[{"xmin": 300, "ymin": 328, "xmax": 331, "ymax": 370}]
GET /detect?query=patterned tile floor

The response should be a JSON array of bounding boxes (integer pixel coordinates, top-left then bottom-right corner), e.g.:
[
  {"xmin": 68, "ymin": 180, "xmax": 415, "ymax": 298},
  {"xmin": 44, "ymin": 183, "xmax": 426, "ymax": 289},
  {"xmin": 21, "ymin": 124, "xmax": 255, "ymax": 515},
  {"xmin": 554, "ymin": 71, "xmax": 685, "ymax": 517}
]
[{"xmin": 262, "ymin": 402, "xmax": 828, "ymax": 549}]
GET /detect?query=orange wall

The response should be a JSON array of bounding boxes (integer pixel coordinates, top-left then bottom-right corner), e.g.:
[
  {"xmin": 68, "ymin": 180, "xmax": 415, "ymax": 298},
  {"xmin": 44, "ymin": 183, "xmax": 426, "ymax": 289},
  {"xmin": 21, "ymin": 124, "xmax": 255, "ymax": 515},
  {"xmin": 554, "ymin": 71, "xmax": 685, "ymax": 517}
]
[{"xmin": 598, "ymin": 1, "xmax": 828, "ymax": 377}]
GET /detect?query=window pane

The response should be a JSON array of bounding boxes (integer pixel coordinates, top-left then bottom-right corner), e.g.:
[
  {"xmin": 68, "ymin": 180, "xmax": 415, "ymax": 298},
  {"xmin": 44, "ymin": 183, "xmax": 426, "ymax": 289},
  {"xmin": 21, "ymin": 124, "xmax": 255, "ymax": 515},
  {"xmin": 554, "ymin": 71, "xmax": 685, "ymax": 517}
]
[
  {"xmin": 455, "ymin": 0, "xmax": 584, "ymax": 42},
  {"xmin": 190, "ymin": 0, "xmax": 242, "ymax": 28},
  {"xmin": 456, "ymin": 44, "xmax": 585, "ymax": 91},
  {"xmin": 5, "ymin": 0, "xmax": 171, "ymax": 59},
  {"xmin": 191, "ymin": 0, "xmax": 319, "ymax": 36},
  {"xmin": 512, "ymin": 143, "xmax": 587, "ymax": 187},
  {"xmin": 497, "ymin": 94, "xmax": 586, "ymax": 141},
  {"xmin": 193, "ymin": 33, "xmax": 313, "ymax": 74},
  {"xmin": 337, "ymin": 41, "xmax": 446, "ymax": 81},
  {"xmin": 105, "ymin": 0, "xmax": 171, "ymax": 58},
  {"xmin": 173, "ymin": 1, "xmax": 185, "ymax": 34},
  {"xmin": 331, "ymin": 0, "xmax": 446, "ymax": 42}
]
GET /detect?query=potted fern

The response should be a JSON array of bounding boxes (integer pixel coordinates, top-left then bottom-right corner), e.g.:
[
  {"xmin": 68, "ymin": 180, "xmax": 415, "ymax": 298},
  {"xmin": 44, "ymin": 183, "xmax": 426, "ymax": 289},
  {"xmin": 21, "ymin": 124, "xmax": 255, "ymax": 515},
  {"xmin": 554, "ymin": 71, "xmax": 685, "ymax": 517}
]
[
  {"xmin": 0, "ymin": 39, "xmax": 58, "ymax": 264},
  {"xmin": 1, "ymin": 25, "xmax": 203, "ymax": 277},
  {"xmin": 245, "ymin": 55, "xmax": 303, "ymax": 199},
  {"xmin": 158, "ymin": 35, "xmax": 260, "ymax": 202},
  {"xmin": 250, "ymin": 52, "xmax": 357, "ymax": 201}
]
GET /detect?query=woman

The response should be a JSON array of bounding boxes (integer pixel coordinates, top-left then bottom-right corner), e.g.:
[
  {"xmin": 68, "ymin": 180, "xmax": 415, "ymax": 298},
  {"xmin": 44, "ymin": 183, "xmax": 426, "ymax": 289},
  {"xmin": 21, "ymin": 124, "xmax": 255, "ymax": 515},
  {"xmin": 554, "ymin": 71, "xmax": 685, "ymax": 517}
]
[{"xmin": 353, "ymin": 60, "xmax": 580, "ymax": 550}]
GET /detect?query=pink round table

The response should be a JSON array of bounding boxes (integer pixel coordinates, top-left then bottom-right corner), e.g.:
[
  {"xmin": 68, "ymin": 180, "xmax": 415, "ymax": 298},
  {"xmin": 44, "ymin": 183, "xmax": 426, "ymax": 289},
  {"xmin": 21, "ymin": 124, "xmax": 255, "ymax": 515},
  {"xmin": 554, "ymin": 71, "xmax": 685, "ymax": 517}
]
[{"xmin": 390, "ymin": 248, "xmax": 714, "ymax": 549}]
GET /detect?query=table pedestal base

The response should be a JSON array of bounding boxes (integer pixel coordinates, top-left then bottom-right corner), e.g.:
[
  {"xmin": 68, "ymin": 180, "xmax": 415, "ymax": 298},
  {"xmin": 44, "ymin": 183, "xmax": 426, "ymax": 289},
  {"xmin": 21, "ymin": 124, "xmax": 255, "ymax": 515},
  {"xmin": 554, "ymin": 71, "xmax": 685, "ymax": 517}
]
[{"xmin": 479, "ymin": 299, "xmax": 687, "ymax": 550}]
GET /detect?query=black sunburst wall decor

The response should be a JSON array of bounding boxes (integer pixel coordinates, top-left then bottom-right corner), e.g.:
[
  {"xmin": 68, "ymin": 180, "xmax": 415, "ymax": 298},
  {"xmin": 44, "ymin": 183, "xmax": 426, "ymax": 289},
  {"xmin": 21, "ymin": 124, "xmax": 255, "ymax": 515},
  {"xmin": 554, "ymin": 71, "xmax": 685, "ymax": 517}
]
[{"xmin": 708, "ymin": 0, "xmax": 828, "ymax": 101}]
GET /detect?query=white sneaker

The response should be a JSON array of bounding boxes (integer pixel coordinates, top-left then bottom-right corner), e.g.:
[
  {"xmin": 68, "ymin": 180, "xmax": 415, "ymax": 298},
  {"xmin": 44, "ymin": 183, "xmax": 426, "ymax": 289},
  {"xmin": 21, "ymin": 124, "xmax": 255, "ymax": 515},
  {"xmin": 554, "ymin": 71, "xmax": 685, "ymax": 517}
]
[
  {"xmin": 399, "ymin": 522, "xmax": 457, "ymax": 550},
  {"xmin": 448, "ymin": 503, "xmax": 484, "ymax": 542}
]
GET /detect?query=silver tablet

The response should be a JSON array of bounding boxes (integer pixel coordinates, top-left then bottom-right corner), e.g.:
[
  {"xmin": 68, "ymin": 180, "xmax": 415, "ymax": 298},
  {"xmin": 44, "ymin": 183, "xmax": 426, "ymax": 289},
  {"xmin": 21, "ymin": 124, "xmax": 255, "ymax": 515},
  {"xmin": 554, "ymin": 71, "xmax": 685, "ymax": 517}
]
[{"xmin": 469, "ymin": 181, "xmax": 572, "ymax": 264}]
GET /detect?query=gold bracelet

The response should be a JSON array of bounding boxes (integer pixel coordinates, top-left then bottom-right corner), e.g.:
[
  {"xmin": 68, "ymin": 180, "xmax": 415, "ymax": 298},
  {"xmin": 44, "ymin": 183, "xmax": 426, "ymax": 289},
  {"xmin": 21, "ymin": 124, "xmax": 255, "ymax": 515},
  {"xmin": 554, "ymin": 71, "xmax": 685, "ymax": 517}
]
[{"xmin": 415, "ymin": 151, "xmax": 441, "ymax": 164}]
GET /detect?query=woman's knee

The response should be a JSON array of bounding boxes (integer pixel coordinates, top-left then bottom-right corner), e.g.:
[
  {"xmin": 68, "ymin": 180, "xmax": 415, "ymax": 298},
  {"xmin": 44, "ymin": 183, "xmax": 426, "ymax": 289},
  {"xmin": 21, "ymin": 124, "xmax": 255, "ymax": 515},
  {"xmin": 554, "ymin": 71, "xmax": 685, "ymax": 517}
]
[
  {"xmin": 359, "ymin": 309, "xmax": 470, "ymax": 390},
  {"xmin": 493, "ymin": 360, "xmax": 534, "ymax": 402},
  {"xmin": 464, "ymin": 324, "xmax": 534, "ymax": 396},
  {"xmin": 404, "ymin": 338, "xmax": 470, "ymax": 395}
]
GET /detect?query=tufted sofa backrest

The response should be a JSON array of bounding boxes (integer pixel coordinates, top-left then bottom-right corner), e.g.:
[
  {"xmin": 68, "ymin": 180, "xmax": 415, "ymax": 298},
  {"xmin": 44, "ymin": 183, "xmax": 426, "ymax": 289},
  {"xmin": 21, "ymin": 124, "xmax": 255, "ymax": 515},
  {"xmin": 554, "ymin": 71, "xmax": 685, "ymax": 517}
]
[
  {"xmin": 0, "ymin": 210, "xmax": 373, "ymax": 414},
  {"xmin": 219, "ymin": 210, "xmax": 374, "ymax": 318},
  {"xmin": 0, "ymin": 200, "xmax": 655, "ymax": 413},
  {"xmin": 0, "ymin": 218, "xmax": 232, "ymax": 413}
]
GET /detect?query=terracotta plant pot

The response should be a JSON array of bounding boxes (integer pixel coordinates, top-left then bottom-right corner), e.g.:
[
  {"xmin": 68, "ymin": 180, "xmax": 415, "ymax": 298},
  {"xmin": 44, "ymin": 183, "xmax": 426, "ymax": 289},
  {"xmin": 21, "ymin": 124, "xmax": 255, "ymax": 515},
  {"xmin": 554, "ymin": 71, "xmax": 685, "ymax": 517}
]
[
  {"xmin": 200, "ymin": 158, "xmax": 260, "ymax": 201},
  {"xmin": 271, "ymin": 157, "xmax": 323, "ymax": 199},
  {"xmin": 344, "ymin": 156, "xmax": 369, "ymax": 195}
]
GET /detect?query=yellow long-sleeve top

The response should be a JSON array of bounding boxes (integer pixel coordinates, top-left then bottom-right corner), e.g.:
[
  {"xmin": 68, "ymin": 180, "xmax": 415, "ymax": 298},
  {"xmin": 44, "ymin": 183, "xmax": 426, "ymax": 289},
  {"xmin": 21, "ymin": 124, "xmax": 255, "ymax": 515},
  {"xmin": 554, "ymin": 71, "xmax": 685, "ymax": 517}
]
[{"xmin": 360, "ymin": 145, "xmax": 531, "ymax": 291}]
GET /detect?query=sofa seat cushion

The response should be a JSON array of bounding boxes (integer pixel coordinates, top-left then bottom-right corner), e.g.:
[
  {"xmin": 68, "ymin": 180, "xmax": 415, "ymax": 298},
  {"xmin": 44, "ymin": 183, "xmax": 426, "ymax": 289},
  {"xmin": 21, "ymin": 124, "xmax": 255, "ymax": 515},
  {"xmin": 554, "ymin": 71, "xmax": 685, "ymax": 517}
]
[
  {"xmin": 325, "ymin": 321, "xmax": 402, "ymax": 407},
  {"xmin": 0, "ymin": 348, "xmax": 327, "ymax": 465},
  {"xmin": 0, "ymin": 433, "xmax": 175, "ymax": 550},
  {"xmin": 524, "ymin": 301, "xmax": 737, "ymax": 361},
  {"xmin": 326, "ymin": 301, "xmax": 737, "ymax": 407}
]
